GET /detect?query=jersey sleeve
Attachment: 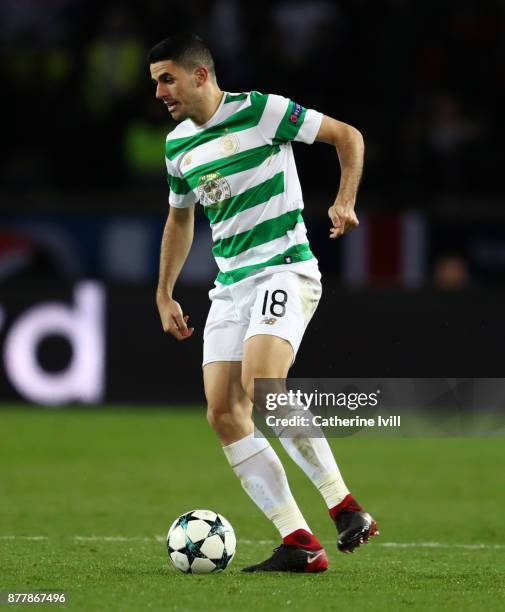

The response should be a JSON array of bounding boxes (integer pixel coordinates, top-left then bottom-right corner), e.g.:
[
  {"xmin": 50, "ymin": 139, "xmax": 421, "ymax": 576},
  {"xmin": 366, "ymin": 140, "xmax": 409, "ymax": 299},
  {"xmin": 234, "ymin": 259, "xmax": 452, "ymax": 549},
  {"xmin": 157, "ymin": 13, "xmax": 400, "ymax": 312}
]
[
  {"xmin": 256, "ymin": 92, "xmax": 323, "ymax": 145},
  {"xmin": 165, "ymin": 155, "xmax": 197, "ymax": 208}
]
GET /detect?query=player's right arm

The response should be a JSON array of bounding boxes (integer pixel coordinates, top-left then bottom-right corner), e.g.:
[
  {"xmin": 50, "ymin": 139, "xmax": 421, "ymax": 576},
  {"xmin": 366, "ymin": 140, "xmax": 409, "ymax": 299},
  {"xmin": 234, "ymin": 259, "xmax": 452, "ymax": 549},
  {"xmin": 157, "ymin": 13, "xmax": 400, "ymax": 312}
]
[{"xmin": 156, "ymin": 204, "xmax": 195, "ymax": 341}]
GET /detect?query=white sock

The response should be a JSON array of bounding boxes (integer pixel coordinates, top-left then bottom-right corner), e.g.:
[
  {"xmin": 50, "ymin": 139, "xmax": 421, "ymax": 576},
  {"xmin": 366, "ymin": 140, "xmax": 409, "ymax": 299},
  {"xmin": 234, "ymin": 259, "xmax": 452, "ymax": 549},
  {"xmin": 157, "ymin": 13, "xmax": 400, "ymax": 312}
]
[
  {"xmin": 223, "ymin": 432, "xmax": 311, "ymax": 537},
  {"xmin": 279, "ymin": 435, "xmax": 350, "ymax": 509}
]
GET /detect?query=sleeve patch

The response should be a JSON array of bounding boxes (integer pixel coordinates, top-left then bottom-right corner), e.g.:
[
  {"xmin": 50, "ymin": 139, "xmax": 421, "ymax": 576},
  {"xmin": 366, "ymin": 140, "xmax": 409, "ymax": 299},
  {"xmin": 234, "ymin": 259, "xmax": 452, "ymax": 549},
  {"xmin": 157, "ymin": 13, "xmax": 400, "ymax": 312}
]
[{"xmin": 290, "ymin": 103, "xmax": 303, "ymax": 124}]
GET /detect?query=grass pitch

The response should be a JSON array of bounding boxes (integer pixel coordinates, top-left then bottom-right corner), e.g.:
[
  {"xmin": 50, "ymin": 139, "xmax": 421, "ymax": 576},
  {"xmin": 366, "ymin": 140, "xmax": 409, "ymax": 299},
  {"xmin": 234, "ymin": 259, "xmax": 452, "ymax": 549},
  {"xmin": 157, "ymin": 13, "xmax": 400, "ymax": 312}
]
[{"xmin": 1, "ymin": 406, "xmax": 504, "ymax": 611}]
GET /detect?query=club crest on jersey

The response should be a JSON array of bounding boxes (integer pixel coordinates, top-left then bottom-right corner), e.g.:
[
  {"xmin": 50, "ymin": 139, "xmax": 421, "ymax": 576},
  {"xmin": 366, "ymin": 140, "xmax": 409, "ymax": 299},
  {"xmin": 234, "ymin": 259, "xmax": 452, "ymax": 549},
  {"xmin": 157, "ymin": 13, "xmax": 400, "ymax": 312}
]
[
  {"xmin": 197, "ymin": 172, "xmax": 231, "ymax": 208},
  {"xmin": 219, "ymin": 132, "xmax": 240, "ymax": 157},
  {"xmin": 290, "ymin": 103, "xmax": 302, "ymax": 124}
]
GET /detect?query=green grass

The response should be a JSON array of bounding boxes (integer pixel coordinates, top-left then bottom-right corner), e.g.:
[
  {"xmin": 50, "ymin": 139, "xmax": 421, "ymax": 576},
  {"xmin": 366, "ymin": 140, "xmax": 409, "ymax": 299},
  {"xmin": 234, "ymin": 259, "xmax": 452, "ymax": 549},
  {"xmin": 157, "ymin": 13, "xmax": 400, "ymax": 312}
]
[{"xmin": 1, "ymin": 406, "xmax": 504, "ymax": 611}]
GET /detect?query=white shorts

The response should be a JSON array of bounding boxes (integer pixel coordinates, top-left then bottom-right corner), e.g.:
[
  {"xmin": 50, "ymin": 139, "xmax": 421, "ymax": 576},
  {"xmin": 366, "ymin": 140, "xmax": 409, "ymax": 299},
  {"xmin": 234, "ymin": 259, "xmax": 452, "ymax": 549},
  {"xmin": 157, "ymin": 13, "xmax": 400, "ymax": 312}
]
[{"xmin": 203, "ymin": 262, "xmax": 322, "ymax": 367}]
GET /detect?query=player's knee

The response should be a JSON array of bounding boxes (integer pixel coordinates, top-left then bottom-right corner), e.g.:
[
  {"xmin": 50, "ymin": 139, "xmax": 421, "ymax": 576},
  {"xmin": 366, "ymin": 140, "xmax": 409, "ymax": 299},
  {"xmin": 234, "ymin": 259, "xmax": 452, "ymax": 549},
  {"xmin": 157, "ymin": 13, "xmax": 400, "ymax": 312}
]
[
  {"xmin": 206, "ymin": 403, "xmax": 239, "ymax": 435},
  {"xmin": 242, "ymin": 370, "xmax": 290, "ymax": 412},
  {"xmin": 206, "ymin": 404, "xmax": 221, "ymax": 430},
  {"xmin": 241, "ymin": 372, "xmax": 254, "ymax": 403},
  {"xmin": 243, "ymin": 372, "xmax": 263, "ymax": 403},
  {"xmin": 242, "ymin": 367, "xmax": 284, "ymax": 404}
]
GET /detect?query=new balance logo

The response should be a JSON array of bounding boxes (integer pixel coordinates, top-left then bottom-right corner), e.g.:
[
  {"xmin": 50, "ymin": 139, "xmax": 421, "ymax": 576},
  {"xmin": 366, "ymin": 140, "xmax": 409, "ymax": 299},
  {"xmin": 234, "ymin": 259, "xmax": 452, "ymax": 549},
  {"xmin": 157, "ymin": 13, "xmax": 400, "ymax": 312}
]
[{"xmin": 260, "ymin": 317, "xmax": 277, "ymax": 325}]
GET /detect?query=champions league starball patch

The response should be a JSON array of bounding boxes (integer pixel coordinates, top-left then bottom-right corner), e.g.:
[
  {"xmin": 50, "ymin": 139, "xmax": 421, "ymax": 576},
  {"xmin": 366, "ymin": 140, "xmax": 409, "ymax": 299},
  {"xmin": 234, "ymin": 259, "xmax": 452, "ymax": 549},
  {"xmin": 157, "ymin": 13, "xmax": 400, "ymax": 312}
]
[{"xmin": 290, "ymin": 103, "xmax": 303, "ymax": 124}]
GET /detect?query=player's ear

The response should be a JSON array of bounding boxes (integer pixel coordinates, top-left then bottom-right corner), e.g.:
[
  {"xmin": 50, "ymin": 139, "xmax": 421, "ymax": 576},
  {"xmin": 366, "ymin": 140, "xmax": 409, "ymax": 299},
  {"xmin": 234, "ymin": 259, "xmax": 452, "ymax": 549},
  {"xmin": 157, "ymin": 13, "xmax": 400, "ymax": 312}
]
[{"xmin": 194, "ymin": 66, "xmax": 208, "ymax": 86}]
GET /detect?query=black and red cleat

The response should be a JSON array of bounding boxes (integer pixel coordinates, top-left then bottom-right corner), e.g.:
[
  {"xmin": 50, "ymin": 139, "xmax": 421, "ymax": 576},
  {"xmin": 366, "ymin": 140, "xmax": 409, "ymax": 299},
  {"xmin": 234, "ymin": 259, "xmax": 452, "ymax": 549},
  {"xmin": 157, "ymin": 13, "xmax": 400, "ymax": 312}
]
[
  {"xmin": 330, "ymin": 494, "xmax": 379, "ymax": 553},
  {"xmin": 242, "ymin": 529, "xmax": 328, "ymax": 573}
]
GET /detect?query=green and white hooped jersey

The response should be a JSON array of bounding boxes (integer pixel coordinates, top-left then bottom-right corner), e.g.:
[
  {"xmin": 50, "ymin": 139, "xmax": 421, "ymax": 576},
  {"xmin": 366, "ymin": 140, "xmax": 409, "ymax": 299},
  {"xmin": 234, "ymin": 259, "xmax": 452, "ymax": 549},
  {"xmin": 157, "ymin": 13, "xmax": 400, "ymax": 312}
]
[{"xmin": 165, "ymin": 91, "xmax": 323, "ymax": 286}]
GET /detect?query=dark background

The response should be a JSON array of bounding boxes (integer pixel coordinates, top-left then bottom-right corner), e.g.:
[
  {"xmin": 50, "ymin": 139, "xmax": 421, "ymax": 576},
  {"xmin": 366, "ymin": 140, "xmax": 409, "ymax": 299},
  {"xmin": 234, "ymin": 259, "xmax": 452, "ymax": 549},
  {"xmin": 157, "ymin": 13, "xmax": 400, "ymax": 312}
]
[
  {"xmin": 0, "ymin": 0, "xmax": 504, "ymax": 404},
  {"xmin": 2, "ymin": 0, "xmax": 504, "ymax": 201}
]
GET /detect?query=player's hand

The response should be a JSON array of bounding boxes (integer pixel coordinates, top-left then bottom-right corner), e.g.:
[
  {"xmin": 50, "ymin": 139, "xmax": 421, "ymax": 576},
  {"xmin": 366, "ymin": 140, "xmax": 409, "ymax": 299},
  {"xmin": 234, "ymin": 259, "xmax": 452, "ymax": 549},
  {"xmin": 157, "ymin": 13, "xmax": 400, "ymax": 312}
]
[
  {"xmin": 156, "ymin": 292, "xmax": 194, "ymax": 341},
  {"xmin": 328, "ymin": 201, "xmax": 359, "ymax": 239}
]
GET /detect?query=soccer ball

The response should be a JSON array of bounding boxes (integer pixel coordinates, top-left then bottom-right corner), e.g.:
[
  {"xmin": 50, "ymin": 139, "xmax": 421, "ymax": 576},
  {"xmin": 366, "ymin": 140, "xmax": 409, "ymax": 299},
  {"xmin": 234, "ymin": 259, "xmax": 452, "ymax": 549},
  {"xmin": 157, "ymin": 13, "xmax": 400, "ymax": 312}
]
[{"xmin": 167, "ymin": 509, "xmax": 236, "ymax": 574}]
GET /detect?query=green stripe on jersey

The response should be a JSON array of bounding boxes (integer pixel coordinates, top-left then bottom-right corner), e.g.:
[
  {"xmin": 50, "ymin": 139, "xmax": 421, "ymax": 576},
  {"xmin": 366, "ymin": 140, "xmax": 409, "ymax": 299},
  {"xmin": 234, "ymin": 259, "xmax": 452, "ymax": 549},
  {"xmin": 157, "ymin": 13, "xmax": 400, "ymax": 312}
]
[
  {"xmin": 167, "ymin": 173, "xmax": 191, "ymax": 195},
  {"xmin": 216, "ymin": 242, "xmax": 314, "ymax": 285},
  {"xmin": 204, "ymin": 172, "xmax": 285, "ymax": 225},
  {"xmin": 273, "ymin": 100, "xmax": 307, "ymax": 144},
  {"xmin": 212, "ymin": 208, "xmax": 303, "ymax": 259},
  {"xmin": 185, "ymin": 144, "xmax": 280, "ymax": 190},
  {"xmin": 165, "ymin": 93, "xmax": 268, "ymax": 161},
  {"xmin": 225, "ymin": 93, "xmax": 248, "ymax": 103}
]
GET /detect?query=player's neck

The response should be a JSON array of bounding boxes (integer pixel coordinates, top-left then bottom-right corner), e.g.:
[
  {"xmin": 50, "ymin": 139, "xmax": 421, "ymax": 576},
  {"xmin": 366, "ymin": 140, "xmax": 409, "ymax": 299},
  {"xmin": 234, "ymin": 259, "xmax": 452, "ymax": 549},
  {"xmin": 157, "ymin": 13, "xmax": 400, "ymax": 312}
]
[{"xmin": 191, "ymin": 87, "xmax": 224, "ymax": 126}]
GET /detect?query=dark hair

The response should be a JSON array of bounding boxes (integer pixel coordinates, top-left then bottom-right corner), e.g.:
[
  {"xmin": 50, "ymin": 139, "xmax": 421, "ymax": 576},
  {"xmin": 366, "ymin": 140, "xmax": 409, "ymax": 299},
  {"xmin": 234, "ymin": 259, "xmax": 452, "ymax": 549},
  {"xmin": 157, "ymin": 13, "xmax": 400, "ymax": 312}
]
[{"xmin": 148, "ymin": 33, "xmax": 215, "ymax": 76}]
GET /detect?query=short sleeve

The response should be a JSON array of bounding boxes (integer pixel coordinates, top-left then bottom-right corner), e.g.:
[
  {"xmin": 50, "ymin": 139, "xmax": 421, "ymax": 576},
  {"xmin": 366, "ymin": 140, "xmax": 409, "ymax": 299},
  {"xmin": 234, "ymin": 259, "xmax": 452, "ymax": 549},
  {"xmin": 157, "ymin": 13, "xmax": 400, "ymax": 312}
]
[
  {"xmin": 165, "ymin": 155, "xmax": 197, "ymax": 208},
  {"xmin": 256, "ymin": 93, "xmax": 323, "ymax": 145}
]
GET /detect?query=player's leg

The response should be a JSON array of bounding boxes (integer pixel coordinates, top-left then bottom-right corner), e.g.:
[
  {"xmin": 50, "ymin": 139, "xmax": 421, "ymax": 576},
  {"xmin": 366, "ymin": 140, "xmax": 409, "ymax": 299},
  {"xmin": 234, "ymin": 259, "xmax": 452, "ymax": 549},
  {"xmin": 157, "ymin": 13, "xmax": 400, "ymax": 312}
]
[
  {"xmin": 203, "ymin": 359, "xmax": 327, "ymax": 573},
  {"xmin": 243, "ymin": 270, "xmax": 378, "ymax": 553},
  {"xmin": 241, "ymin": 271, "xmax": 353, "ymax": 513},
  {"xmin": 204, "ymin": 361, "xmax": 253, "ymax": 445},
  {"xmin": 236, "ymin": 335, "xmax": 327, "ymax": 571}
]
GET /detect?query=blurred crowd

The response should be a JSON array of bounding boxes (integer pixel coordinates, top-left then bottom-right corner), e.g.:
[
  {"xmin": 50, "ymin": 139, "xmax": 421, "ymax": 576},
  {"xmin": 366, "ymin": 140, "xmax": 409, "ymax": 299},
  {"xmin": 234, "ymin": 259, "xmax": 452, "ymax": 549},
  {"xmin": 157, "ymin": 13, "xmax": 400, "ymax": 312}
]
[{"xmin": 1, "ymin": 0, "xmax": 504, "ymax": 207}]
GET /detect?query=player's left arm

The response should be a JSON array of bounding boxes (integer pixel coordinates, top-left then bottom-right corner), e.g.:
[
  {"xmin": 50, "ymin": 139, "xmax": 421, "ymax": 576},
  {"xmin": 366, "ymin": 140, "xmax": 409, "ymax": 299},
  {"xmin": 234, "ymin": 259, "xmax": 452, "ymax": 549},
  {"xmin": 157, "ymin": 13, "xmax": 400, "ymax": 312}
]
[{"xmin": 315, "ymin": 116, "xmax": 364, "ymax": 239}]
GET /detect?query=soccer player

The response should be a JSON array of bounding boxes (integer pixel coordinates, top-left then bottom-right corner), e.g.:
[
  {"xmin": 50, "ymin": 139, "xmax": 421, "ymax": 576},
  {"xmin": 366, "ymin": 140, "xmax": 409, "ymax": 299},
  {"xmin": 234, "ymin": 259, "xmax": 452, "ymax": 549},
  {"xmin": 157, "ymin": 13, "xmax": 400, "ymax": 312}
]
[{"xmin": 150, "ymin": 33, "xmax": 378, "ymax": 573}]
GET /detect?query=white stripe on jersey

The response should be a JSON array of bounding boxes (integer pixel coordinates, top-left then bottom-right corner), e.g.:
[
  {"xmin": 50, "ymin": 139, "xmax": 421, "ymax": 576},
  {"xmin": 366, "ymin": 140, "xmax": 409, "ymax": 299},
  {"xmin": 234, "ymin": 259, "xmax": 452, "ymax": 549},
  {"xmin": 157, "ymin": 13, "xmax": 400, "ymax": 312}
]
[
  {"xmin": 211, "ymin": 192, "xmax": 302, "ymax": 242},
  {"xmin": 214, "ymin": 222, "xmax": 308, "ymax": 272},
  {"xmin": 172, "ymin": 124, "xmax": 267, "ymax": 173},
  {"xmin": 258, "ymin": 94, "xmax": 290, "ymax": 142}
]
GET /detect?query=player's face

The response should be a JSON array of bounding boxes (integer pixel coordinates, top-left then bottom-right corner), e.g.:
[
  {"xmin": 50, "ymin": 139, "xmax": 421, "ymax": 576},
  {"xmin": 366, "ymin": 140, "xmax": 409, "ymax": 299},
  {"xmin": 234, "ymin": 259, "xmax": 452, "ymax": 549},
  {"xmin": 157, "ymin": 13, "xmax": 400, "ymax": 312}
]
[{"xmin": 150, "ymin": 60, "xmax": 200, "ymax": 122}]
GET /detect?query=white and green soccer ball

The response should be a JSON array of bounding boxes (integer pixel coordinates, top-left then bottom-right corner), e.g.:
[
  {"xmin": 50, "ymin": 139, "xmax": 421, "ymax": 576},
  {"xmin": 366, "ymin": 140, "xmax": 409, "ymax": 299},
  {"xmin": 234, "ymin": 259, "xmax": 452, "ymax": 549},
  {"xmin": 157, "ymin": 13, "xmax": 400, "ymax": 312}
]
[{"xmin": 167, "ymin": 509, "xmax": 236, "ymax": 574}]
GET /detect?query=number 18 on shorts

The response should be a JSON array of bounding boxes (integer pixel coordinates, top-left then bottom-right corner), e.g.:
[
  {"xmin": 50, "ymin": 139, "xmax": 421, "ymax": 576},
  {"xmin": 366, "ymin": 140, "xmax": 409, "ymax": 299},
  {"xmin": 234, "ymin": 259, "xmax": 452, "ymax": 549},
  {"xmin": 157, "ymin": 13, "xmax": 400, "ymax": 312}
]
[{"xmin": 203, "ymin": 269, "xmax": 322, "ymax": 366}]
